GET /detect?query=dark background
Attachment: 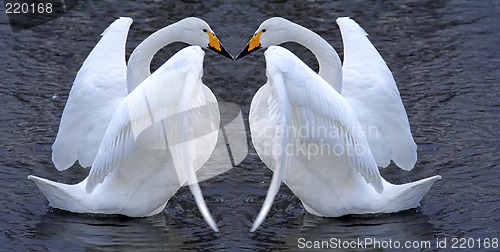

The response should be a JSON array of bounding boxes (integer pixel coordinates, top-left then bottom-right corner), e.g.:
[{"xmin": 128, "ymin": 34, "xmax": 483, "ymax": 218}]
[{"xmin": 1, "ymin": 0, "xmax": 499, "ymax": 250}]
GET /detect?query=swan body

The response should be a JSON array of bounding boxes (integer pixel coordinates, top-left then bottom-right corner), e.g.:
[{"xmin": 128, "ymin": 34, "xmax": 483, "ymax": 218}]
[
  {"xmin": 30, "ymin": 46, "xmax": 220, "ymax": 230},
  {"xmin": 51, "ymin": 17, "xmax": 231, "ymax": 171},
  {"xmin": 236, "ymin": 17, "xmax": 441, "ymax": 231},
  {"xmin": 30, "ymin": 17, "xmax": 232, "ymax": 231}
]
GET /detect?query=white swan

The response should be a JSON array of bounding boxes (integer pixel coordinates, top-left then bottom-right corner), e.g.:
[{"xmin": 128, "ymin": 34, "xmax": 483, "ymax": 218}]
[
  {"xmin": 51, "ymin": 17, "xmax": 231, "ymax": 170},
  {"xmin": 236, "ymin": 17, "xmax": 441, "ymax": 231},
  {"xmin": 29, "ymin": 17, "xmax": 232, "ymax": 232}
]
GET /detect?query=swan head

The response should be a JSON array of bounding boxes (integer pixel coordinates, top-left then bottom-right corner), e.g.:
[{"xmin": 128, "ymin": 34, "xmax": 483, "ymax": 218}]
[
  {"xmin": 176, "ymin": 17, "xmax": 233, "ymax": 60},
  {"xmin": 236, "ymin": 17, "xmax": 296, "ymax": 59}
]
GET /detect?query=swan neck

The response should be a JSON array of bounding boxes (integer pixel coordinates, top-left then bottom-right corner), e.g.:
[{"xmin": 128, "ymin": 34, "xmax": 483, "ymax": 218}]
[
  {"xmin": 127, "ymin": 24, "xmax": 184, "ymax": 92},
  {"xmin": 290, "ymin": 23, "xmax": 342, "ymax": 92}
]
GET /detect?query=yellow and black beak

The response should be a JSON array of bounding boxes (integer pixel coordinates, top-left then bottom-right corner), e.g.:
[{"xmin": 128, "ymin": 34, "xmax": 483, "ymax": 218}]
[
  {"xmin": 235, "ymin": 30, "xmax": 263, "ymax": 60},
  {"xmin": 206, "ymin": 31, "xmax": 233, "ymax": 60}
]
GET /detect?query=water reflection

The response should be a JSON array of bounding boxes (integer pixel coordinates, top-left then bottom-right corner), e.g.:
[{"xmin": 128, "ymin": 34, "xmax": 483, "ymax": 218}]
[
  {"xmin": 34, "ymin": 203, "xmax": 225, "ymax": 251},
  {"xmin": 35, "ymin": 211, "xmax": 183, "ymax": 251},
  {"xmin": 246, "ymin": 189, "xmax": 438, "ymax": 251},
  {"xmin": 293, "ymin": 211, "xmax": 437, "ymax": 250}
]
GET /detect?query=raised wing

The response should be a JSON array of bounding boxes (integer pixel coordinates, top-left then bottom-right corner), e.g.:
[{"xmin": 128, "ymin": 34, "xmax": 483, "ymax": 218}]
[
  {"xmin": 337, "ymin": 17, "xmax": 417, "ymax": 170},
  {"xmin": 86, "ymin": 46, "xmax": 220, "ymax": 231},
  {"xmin": 51, "ymin": 17, "xmax": 132, "ymax": 170},
  {"xmin": 250, "ymin": 46, "xmax": 383, "ymax": 231}
]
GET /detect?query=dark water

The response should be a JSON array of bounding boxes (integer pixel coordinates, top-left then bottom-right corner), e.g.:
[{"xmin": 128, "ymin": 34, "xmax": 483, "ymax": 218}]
[{"xmin": 1, "ymin": 0, "xmax": 499, "ymax": 251}]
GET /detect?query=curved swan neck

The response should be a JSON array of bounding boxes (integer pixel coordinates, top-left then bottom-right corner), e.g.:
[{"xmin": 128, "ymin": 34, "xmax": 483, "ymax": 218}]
[
  {"xmin": 127, "ymin": 23, "xmax": 185, "ymax": 93},
  {"xmin": 287, "ymin": 22, "xmax": 343, "ymax": 92}
]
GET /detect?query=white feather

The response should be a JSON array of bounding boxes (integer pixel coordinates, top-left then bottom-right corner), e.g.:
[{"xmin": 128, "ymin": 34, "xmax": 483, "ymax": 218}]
[
  {"xmin": 246, "ymin": 18, "xmax": 441, "ymax": 232},
  {"xmin": 31, "ymin": 42, "xmax": 220, "ymax": 232},
  {"xmin": 337, "ymin": 17, "xmax": 417, "ymax": 170},
  {"xmin": 51, "ymin": 17, "xmax": 132, "ymax": 170}
]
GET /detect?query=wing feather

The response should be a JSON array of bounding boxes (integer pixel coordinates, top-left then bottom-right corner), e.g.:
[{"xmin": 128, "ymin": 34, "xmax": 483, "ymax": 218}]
[
  {"xmin": 250, "ymin": 46, "xmax": 384, "ymax": 231},
  {"xmin": 85, "ymin": 46, "xmax": 216, "ymax": 193},
  {"xmin": 51, "ymin": 17, "xmax": 132, "ymax": 170},
  {"xmin": 337, "ymin": 17, "xmax": 417, "ymax": 170},
  {"xmin": 266, "ymin": 46, "xmax": 383, "ymax": 191}
]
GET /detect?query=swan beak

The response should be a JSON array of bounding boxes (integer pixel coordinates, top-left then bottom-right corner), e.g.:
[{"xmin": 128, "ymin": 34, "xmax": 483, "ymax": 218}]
[
  {"xmin": 207, "ymin": 31, "xmax": 234, "ymax": 59},
  {"xmin": 235, "ymin": 30, "xmax": 263, "ymax": 60},
  {"xmin": 235, "ymin": 42, "xmax": 261, "ymax": 59}
]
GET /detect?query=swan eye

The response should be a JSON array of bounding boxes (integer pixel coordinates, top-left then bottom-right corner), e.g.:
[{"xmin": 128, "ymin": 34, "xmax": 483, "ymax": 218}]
[
  {"xmin": 203, "ymin": 29, "xmax": 207, "ymax": 32},
  {"xmin": 262, "ymin": 29, "xmax": 266, "ymax": 32}
]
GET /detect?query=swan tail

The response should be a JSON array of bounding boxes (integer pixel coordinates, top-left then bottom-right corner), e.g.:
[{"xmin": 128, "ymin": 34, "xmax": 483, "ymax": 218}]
[
  {"xmin": 381, "ymin": 175, "xmax": 441, "ymax": 212},
  {"xmin": 28, "ymin": 175, "xmax": 88, "ymax": 213}
]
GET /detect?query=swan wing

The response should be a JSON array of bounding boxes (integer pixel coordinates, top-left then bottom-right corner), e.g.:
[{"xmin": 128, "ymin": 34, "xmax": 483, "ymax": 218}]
[
  {"xmin": 51, "ymin": 17, "xmax": 132, "ymax": 170},
  {"xmin": 86, "ymin": 46, "xmax": 219, "ymax": 231},
  {"xmin": 337, "ymin": 17, "xmax": 417, "ymax": 171},
  {"xmin": 251, "ymin": 46, "xmax": 382, "ymax": 231}
]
